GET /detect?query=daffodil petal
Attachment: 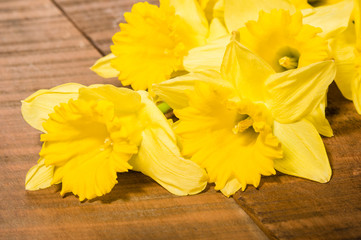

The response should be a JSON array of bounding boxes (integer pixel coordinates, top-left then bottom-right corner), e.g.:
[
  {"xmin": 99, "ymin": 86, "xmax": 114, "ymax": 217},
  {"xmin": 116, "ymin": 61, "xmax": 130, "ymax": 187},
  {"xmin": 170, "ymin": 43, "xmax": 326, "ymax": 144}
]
[
  {"xmin": 355, "ymin": 0, "xmax": 361, "ymax": 45},
  {"xmin": 199, "ymin": 0, "xmax": 212, "ymax": 16},
  {"xmin": 291, "ymin": 0, "xmax": 311, "ymax": 9},
  {"xmin": 78, "ymin": 84, "xmax": 143, "ymax": 115},
  {"xmin": 335, "ymin": 60, "xmax": 356, "ymax": 100},
  {"xmin": 25, "ymin": 158, "xmax": 55, "ymax": 190},
  {"xmin": 130, "ymin": 128, "xmax": 208, "ymax": 196},
  {"xmin": 220, "ymin": 178, "xmax": 242, "ymax": 197},
  {"xmin": 167, "ymin": 0, "xmax": 208, "ymax": 45},
  {"xmin": 224, "ymin": 0, "xmax": 295, "ymax": 32},
  {"xmin": 21, "ymin": 83, "xmax": 84, "ymax": 132},
  {"xmin": 199, "ymin": 0, "xmax": 224, "ymax": 23},
  {"xmin": 302, "ymin": 0, "xmax": 354, "ymax": 39},
  {"xmin": 208, "ymin": 18, "xmax": 229, "ymax": 41},
  {"xmin": 90, "ymin": 53, "xmax": 120, "ymax": 78},
  {"xmin": 58, "ymin": 148, "xmax": 133, "ymax": 201},
  {"xmin": 273, "ymin": 120, "xmax": 331, "ymax": 183},
  {"xmin": 221, "ymin": 38, "xmax": 274, "ymax": 101},
  {"xmin": 266, "ymin": 60, "xmax": 336, "ymax": 123},
  {"xmin": 305, "ymin": 101, "xmax": 333, "ymax": 137},
  {"xmin": 183, "ymin": 35, "xmax": 230, "ymax": 73},
  {"xmin": 129, "ymin": 92, "xmax": 208, "ymax": 195},
  {"xmin": 330, "ymin": 24, "xmax": 356, "ymax": 100},
  {"xmin": 352, "ymin": 73, "xmax": 361, "ymax": 114},
  {"xmin": 153, "ymin": 70, "xmax": 232, "ymax": 109}
]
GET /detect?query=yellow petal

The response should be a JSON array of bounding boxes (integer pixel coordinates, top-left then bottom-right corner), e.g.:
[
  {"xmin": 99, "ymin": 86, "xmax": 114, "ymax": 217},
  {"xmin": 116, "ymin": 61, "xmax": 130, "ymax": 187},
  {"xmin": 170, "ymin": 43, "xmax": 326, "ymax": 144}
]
[
  {"xmin": 183, "ymin": 35, "xmax": 230, "ymax": 73},
  {"xmin": 273, "ymin": 120, "xmax": 331, "ymax": 183},
  {"xmin": 290, "ymin": 0, "xmax": 311, "ymax": 9},
  {"xmin": 21, "ymin": 83, "xmax": 84, "ymax": 132},
  {"xmin": 224, "ymin": 0, "xmax": 295, "ymax": 32},
  {"xmin": 208, "ymin": 18, "xmax": 229, "ymax": 41},
  {"xmin": 199, "ymin": 0, "xmax": 224, "ymax": 23},
  {"xmin": 78, "ymin": 84, "xmax": 143, "ymax": 115},
  {"xmin": 352, "ymin": 72, "xmax": 361, "ymax": 114},
  {"xmin": 25, "ymin": 158, "xmax": 55, "ymax": 190},
  {"xmin": 221, "ymin": 37, "xmax": 274, "ymax": 101},
  {"xmin": 220, "ymin": 178, "xmax": 242, "ymax": 197},
  {"xmin": 302, "ymin": 0, "xmax": 354, "ymax": 39},
  {"xmin": 153, "ymin": 70, "xmax": 232, "ymax": 109},
  {"xmin": 330, "ymin": 23, "xmax": 356, "ymax": 100},
  {"xmin": 90, "ymin": 53, "xmax": 120, "ymax": 78},
  {"xmin": 167, "ymin": 0, "xmax": 209, "ymax": 45},
  {"xmin": 355, "ymin": 0, "xmax": 361, "ymax": 46},
  {"xmin": 305, "ymin": 101, "xmax": 333, "ymax": 137},
  {"xmin": 129, "ymin": 91, "xmax": 208, "ymax": 195},
  {"xmin": 130, "ymin": 128, "xmax": 208, "ymax": 196},
  {"xmin": 265, "ymin": 60, "xmax": 336, "ymax": 123}
]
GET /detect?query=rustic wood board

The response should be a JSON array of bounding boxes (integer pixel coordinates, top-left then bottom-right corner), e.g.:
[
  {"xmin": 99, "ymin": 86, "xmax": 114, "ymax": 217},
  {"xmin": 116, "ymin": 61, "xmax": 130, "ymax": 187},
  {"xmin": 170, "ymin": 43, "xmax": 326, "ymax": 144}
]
[
  {"xmin": 0, "ymin": 0, "xmax": 268, "ymax": 239},
  {"xmin": 52, "ymin": 0, "xmax": 361, "ymax": 238},
  {"xmin": 52, "ymin": 0, "xmax": 158, "ymax": 55},
  {"xmin": 234, "ymin": 83, "xmax": 361, "ymax": 240}
]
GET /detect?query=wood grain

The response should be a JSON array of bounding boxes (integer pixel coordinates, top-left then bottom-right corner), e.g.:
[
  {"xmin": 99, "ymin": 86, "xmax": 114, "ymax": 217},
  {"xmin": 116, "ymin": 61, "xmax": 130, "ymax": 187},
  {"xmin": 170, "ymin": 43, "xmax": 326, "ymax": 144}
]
[
  {"xmin": 0, "ymin": 0, "xmax": 268, "ymax": 239},
  {"xmin": 234, "ymin": 83, "xmax": 361, "ymax": 240},
  {"xmin": 53, "ymin": 0, "xmax": 158, "ymax": 55}
]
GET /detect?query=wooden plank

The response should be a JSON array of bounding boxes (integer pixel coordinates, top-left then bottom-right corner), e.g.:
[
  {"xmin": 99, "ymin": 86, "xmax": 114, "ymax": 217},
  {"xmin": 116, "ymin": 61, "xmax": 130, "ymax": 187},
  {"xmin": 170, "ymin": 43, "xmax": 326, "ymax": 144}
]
[
  {"xmin": 42, "ymin": 0, "xmax": 361, "ymax": 238},
  {"xmin": 0, "ymin": 0, "xmax": 268, "ymax": 239},
  {"xmin": 52, "ymin": 0, "xmax": 158, "ymax": 55},
  {"xmin": 234, "ymin": 83, "xmax": 361, "ymax": 240}
]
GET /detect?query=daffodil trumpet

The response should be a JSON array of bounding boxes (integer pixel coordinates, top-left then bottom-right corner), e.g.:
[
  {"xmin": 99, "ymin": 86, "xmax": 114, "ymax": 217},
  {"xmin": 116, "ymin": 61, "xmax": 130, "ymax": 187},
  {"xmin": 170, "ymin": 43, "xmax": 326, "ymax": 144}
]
[
  {"xmin": 154, "ymin": 36, "xmax": 336, "ymax": 196},
  {"xmin": 22, "ymin": 84, "xmax": 207, "ymax": 201},
  {"xmin": 91, "ymin": 0, "xmax": 210, "ymax": 91}
]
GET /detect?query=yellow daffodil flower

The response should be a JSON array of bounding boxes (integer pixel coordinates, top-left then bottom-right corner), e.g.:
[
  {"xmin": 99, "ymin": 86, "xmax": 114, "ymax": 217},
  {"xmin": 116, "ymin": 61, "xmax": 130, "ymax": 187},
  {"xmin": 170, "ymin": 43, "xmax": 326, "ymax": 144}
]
[
  {"xmin": 91, "ymin": 0, "xmax": 209, "ymax": 91},
  {"xmin": 184, "ymin": 9, "xmax": 333, "ymax": 137},
  {"xmin": 154, "ymin": 37, "xmax": 336, "ymax": 196},
  {"xmin": 185, "ymin": 0, "xmax": 353, "ymax": 72},
  {"xmin": 330, "ymin": 0, "xmax": 361, "ymax": 113},
  {"xmin": 237, "ymin": 9, "xmax": 330, "ymax": 72},
  {"xmin": 184, "ymin": 9, "xmax": 329, "ymax": 73},
  {"xmin": 23, "ymin": 84, "xmax": 207, "ymax": 200}
]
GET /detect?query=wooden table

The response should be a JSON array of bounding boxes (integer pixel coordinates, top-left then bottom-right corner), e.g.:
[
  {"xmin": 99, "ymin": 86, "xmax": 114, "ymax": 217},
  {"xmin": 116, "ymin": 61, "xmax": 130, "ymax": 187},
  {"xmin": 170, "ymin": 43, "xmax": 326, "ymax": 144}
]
[{"xmin": 1, "ymin": 1, "xmax": 360, "ymax": 239}]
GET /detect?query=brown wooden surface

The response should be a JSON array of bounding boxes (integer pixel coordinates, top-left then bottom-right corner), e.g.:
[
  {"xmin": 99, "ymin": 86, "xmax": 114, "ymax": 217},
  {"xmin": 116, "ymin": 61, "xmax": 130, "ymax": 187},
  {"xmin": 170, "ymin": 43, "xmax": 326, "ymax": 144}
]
[
  {"xmin": 51, "ymin": 0, "xmax": 361, "ymax": 238},
  {"xmin": 2, "ymin": 0, "xmax": 361, "ymax": 239},
  {"xmin": 235, "ymin": 83, "xmax": 361, "ymax": 240},
  {"xmin": 0, "ymin": 0, "xmax": 268, "ymax": 239}
]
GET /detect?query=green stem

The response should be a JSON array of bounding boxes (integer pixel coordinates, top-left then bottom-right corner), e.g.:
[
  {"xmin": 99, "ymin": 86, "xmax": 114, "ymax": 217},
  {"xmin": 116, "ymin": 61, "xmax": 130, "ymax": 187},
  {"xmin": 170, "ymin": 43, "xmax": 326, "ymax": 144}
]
[{"xmin": 157, "ymin": 102, "xmax": 171, "ymax": 114}]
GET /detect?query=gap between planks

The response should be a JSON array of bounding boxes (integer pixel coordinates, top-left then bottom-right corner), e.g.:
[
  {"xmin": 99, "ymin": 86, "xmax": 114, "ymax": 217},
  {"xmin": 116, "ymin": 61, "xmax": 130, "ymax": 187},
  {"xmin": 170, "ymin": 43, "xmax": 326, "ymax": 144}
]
[{"xmin": 50, "ymin": 0, "xmax": 106, "ymax": 56}]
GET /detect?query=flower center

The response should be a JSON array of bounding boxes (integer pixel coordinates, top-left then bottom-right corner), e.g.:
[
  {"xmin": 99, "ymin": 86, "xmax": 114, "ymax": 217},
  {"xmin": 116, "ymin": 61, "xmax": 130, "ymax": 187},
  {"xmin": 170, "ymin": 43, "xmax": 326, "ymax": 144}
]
[
  {"xmin": 238, "ymin": 10, "xmax": 329, "ymax": 72},
  {"xmin": 232, "ymin": 115, "xmax": 254, "ymax": 134},
  {"xmin": 276, "ymin": 47, "xmax": 300, "ymax": 70},
  {"xmin": 99, "ymin": 137, "xmax": 113, "ymax": 151}
]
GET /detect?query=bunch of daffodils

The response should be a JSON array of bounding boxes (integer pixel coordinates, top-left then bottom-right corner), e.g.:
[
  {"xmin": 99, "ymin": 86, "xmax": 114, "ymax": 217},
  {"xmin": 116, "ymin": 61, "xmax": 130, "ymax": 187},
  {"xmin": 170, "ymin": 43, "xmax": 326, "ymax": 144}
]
[{"xmin": 23, "ymin": 0, "xmax": 359, "ymax": 201}]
